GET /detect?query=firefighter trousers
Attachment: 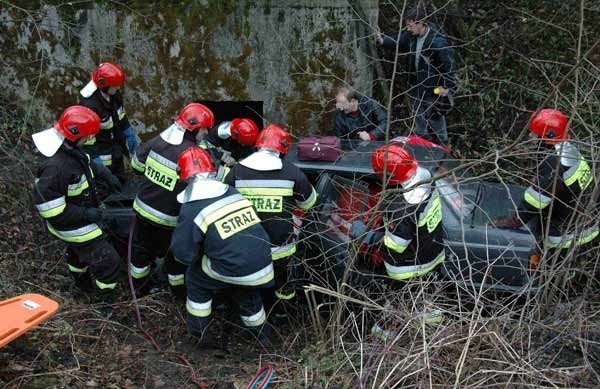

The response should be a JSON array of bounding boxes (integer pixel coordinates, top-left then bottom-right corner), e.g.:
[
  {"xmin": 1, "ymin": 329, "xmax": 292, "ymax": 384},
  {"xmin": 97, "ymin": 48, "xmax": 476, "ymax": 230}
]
[
  {"xmin": 130, "ymin": 216, "xmax": 186, "ymax": 297},
  {"xmin": 66, "ymin": 238, "xmax": 121, "ymax": 295}
]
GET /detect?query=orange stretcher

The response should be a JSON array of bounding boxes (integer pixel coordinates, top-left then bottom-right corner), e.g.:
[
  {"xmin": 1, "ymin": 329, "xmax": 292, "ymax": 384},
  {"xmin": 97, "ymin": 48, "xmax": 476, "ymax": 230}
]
[{"xmin": 0, "ymin": 294, "xmax": 60, "ymax": 348}]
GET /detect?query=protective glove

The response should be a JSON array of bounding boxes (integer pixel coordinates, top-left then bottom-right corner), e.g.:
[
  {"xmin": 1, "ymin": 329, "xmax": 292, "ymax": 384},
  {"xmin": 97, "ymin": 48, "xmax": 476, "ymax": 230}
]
[
  {"xmin": 92, "ymin": 159, "xmax": 122, "ymax": 192},
  {"xmin": 85, "ymin": 208, "xmax": 104, "ymax": 223},
  {"xmin": 123, "ymin": 127, "xmax": 140, "ymax": 153},
  {"xmin": 492, "ymin": 215, "xmax": 522, "ymax": 229},
  {"xmin": 349, "ymin": 220, "xmax": 376, "ymax": 245}
]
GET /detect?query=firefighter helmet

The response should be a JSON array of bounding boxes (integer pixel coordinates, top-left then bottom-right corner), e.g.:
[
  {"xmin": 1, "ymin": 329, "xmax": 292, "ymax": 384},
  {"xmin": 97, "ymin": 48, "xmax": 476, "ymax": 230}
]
[
  {"xmin": 175, "ymin": 103, "xmax": 215, "ymax": 131},
  {"xmin": 92, "ymin": 62, "xmax": 126, "ymax": 88},
  {"xmin": 255, "ymin": 124, "xmax": 291, "ymax": 155},
  {"xmin": 177, "ymin": 147, "xmax": 216, "ymax": 181},
  {"xmin": 529, "ymin": 109, "xmax": 568, "ymax": 142},
  {"xmin": 371, "ymin": 144, "xmax": 418, "ymax": 185},
  {"xmin": 32, "ymin": 106, "xmax": 101, "ymax": 157},
  {"xmin": 230, "ymin": 118, "xmax": 259, "ymax": 146}
]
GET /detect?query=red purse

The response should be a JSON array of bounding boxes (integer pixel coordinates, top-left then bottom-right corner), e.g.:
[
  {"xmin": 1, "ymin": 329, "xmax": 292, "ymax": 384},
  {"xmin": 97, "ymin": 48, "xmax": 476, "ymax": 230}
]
[{"xmin": 296, "ymin": 136, "xmax": 341, "ymax": 161}]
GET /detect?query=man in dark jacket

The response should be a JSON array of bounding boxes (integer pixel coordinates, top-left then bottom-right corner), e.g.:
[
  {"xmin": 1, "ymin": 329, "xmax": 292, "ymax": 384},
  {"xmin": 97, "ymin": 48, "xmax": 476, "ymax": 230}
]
[
  {"xmin": 331, "ymin": 87, "xmax": 388, "ymax": 141},
  {"xmin": 377, "ymin": 7, "xmax": 456, "ymax": 145},
  {"xmin": 32, "ymin": 106, "xmax": 122, "ymax": 299}
]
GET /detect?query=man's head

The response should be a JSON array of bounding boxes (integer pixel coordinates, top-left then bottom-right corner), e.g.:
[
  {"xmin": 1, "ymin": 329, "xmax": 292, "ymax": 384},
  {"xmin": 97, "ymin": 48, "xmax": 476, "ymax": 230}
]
[
  {"xmin": 335, "ymin": 87, "xmax": 360, "ymax": 114},
  {"xmin": 405, "ymin": 7, "xmax": 428, "ymax": 36}
]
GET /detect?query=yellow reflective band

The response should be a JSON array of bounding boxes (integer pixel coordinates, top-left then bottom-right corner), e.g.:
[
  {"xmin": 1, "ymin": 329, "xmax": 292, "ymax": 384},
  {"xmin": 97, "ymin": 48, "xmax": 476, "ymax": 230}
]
[
  {"xmin": 117, "ymin": 106, "xmax": 126, "ymax": 120},
  {"xmin": 201, "ymin": 256, "xmax": 274, "ymax": 286},
  {"xmin": 131, "ymin": 154, "xmax": 145, "ymax": 173},
  {"xmin": 168, "ymin": 274, "xmax": 185, "ymax": 286},
  {"xmin": 217, "ymin": 166, "xmax": 230, "ymax": 182},
  {"xmin": 133, "ymin": 198, "xmax": 178, "ymax": 227},
  {"xmin": 240, "ymin": 307, "xmax": 266, "ymax": 327},
  {"xmin": 95, "ymin": 279, "xmax": 117, "ymax": 290},
  {"xmin": 383, "ymin": 231, "xmax": 411, "ymax": 254},
  {"xmin": 271, "ymin": 242, "xmax": 296, "ymax": 260},
  {"xmin": 67, "ymin": 175, "xmax": 90, "ymax": 197},
  {"xmin": 100, "ymin": 116, "xmax": 114, "ymax": 130},
  {"xmin": 275, "ymin": 290, "xmax": 296, "ymax": 300},
  {"xmin": 237, "ymin": 187, "xmax": 294, "ymax": 196},
  {"xmin": 144, "ymin": 153, "xmax": 179, "ymax": 191},
  {"xmin": 215, "ymin": 207, "xmax": 261, "ymax": 240},
  {"xmin": 36, "ymin": 196, "xmax": 67, "ymax": 218},
  {"xmin": 67, "ymin": 264, "xmax": 87, "ymax": 273},
  {"xmin": 196, "ymin": 199, "xmax": 254, "ymax": 233},
  {"xmin": 384, "ymin": 250, "xmax": 445, "ymax": 281},
  {"xmin": 242, "ymin": 194, "xmax": 284, "ymax": 213},
  {"xmin": 296, "ymin": 187, "xmax": 318, "ymax": 210},
  {"xmin": 564, "ymin": 160, "xmax": 593, "ymax": 190},
  {"xmin": 578, "ymin": 227, "xmax": 599, "ymax": 245},
  {"xmin": 420, "ymin": 310, "xmax": 443, "ymax": 324},
  {"xmin": 47, "ymin": 223, "xmax": 102, "ymax": 243},
  {"xmin": 547, "ymin": 224, "xmax": 600, "ymax": 248},
  {"xmin": 524, "ymin": 187, "xmax": 552, "ymax": 210},
  {"xmin": 186, "ymin": 298, "xmax": 212, "ymax": 317},
  {"xmin": 129, "ymin": 263, "xmax": 151, "ymax": 279},
  {"xmin": 98, "ymin": 154, "xmax": 112, "ymax": 166},
  {"xmin": 418, "ymin": 195, "xmax": 442, "ymax": 233},
  {"xmin": 83, "ymin": 136, "xmax": 96, "ymax": 146}
]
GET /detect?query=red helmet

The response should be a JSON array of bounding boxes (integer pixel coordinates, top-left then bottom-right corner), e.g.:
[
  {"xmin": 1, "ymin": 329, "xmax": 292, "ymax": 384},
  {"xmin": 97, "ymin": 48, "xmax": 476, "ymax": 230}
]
[
  {"xmin": 255, "ymin": 124, "xmax": 291, "ymax": 155},
  {"xmin": 92, "ymin": 62, "xmax": 125, "ymax": 88},
  {"xmin": 529, "ymin": 109, "xmax": 568, "ymax": 142},
  {"xmin": 55, "ymin": 105, "xmax": 101, "ymax": 141},
  {"xmin": 177, "ymin": 147, "xmax": 215, "ymax": 181},
  {"xmin": 230, "ymin": 118, "xmax": 259, "ymax": 146},
  {"xmin": 175, "ymin": 103, "xmax": 215, "ymax": 131},
  {"xmin": 371, "ymin": 145, "xmax": 418, "ymax": 185}
]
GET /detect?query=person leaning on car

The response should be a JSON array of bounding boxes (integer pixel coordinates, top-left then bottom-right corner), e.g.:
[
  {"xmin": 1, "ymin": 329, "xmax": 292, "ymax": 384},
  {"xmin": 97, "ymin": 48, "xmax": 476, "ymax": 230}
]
[
  {"xmin": 376, "ymin": 6, "xmax": 456, "ymax": 145},
  {"xmin": 349, "ymin": 144, "xmax": 445, "ymax": 326},
  {"xmin": 331, "ymin": 86, "xmax": 388, "ymax": 141}
]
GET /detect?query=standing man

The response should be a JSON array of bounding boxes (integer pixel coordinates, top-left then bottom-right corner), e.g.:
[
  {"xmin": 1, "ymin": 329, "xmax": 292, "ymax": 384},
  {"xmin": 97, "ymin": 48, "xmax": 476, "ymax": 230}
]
[
  {"xmin": 350, "ymin": 144, "xmax": 445, "ymax": 326},
  {"xmin": 79, "ymin": 62, "xmax": 139, "ymax": 182},
  {"xmin": 332, "ymin": 86, "xmax": 388, "ymax": 141},
  {"xmin": 32, "ymin": 106, "xmax": 121, "ymax": 299},
  {"xmin": 171, "ymin": 147, "xmax": 274, "ymax": 339},
  {"xmin": 377, "ymin": 7, "xmax": 456, "ymax": 145},
  {"xmin": 225, "ymin": 124, "xmax": 317, "ymax": 310},
  {"xmin": 129, "ymin": 103, "xmax": 215, "ymax": 298},
  {"xmin": 495, "ymin": 109, "xmax": 598, "ymax": 249}
]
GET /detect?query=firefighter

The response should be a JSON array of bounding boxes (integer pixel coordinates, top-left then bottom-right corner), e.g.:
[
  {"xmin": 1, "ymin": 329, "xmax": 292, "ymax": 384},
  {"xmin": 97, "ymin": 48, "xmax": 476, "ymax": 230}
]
[
  {"xmin": 171, "ymin": 147, "xmax": 274, "ymax": 339},
  {"xmin": 349, "ymin": 144, "xmax": 445, "ymax": 327},
  {"xmin": 32, "ymin": 106, "xmax": 121, "ymax": 298},
  {"xmin": 495, "ymin": 109, "xmax": 598, "ymax": 249},
  {"xmin": 224, "ymin": 124, "xmax": 317, "ymax": 311},
  {"xmin": 79, "ymin": 62, "xmax": 139, "ymax": 183},
  {"xmin": 200, "ymin": 118, "xmax": 260, "ymax": 179},
  {"xmin": 129, "ymin": 103, "xmax": 215, "ymax": 298}
]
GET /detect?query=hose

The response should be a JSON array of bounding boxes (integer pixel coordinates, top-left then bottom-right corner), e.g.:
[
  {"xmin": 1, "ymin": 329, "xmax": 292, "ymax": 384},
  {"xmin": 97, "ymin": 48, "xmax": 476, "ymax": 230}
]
[{"xmin": 246, "ymin": 365, "xmax": 274, "ymax": 389}]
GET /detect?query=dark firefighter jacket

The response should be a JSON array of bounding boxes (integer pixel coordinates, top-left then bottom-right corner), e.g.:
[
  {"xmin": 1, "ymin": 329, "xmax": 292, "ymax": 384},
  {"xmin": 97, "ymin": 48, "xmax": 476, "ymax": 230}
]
[
  {"xmin": 171, "ymin": 186, "xmax": 274, "ymax": 287},
  {"xmin": 33, "ymin": 146, "xmax": 108, "ymax": 244},
  {"xmin": 131, "ymin": 131, "xmax": 198, "ymax": 228},
  {"xmin": 372, "ymin": 185, "xmax": 445, "ymax": 280},
  {"xmin": 516, "ymin": 141, "xmax": 598, "ymax": 248},
  {"xmin": 79, "ymin": 89, "xmax": 131, "ymax": 165},
  {"xmin": 225, "ymin": 155, "xmax": 317, "ymax": 260},
  {"xmin": 331, "ymin": 96, "xmax": 388, "ymax": 140},
  {"xmin": 381, "ymin": 26, "xmax": 456, "ymax": 100}
]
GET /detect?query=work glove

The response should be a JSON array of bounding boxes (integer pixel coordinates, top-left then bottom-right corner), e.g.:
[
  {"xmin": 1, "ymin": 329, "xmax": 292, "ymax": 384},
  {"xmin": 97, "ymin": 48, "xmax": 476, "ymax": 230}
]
[
  {"xmin": 349, "ymin": 220, "xmax": 376, "ymax": 245},
  {"xmin": 221, "ymin": 151, "xmax": 237, "ymax": 167},
  {"xmin": 123, "ymin": 127, "xmax": 140, "ymax": 154},
  {"xmin": 492, "ymin": 215, "xmax": 521, "ymax": 229},
  {"xmin": 92, "ymin": 159, "xmax": 122, "ymax": 192},
  {"xmin": 85, "ymin": 208, "xmax": 104, "ymax": 223}
]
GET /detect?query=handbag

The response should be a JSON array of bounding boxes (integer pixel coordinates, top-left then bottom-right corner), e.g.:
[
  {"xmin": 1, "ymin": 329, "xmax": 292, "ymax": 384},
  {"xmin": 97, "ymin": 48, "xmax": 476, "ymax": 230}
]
[{"xmin": 296, "ymin": 136, "xmax": 341, "ymax": 161}]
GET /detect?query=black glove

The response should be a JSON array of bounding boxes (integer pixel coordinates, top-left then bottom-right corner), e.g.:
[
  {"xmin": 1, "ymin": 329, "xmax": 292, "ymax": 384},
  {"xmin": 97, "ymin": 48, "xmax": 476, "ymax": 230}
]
[
  {"xmin": 85, "ymin": 208, "xmax": 104, "ymax": 223},
  {"xmin": 107, "ymin": 173, "xmax": 122, "ymax": 192},
  {"xmin": 93, "ymin": 160, "xmax": 122, "ymax": 192}
]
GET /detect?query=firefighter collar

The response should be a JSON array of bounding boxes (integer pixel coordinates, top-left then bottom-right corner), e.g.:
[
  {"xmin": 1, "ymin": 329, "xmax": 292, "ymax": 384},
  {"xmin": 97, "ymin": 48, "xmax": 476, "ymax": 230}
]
[
  {"xmin": 80, "ymin": 80, "xmax": 98, "ymax": 98},
  {"xmin": 177, "ymin": 176, "xmax": 228, "ymax": 203},
  {"xmin": 160, "ymin": 123, "xmax": 186, "ymax": 145},
  {"xmin": 401, "ymin": 167, "xmax": 432, "ymax": 204},
  {"xmin": 32, "ymin": 127, "xmax": 65, "ymax": 157},
  {"xmin": 217, "ymin": 121, "xmax": 232, "ymax": 139},
  {"xmin": 555, "ymin": 141, "xmax": 579, "ymax": 167},
  {"xmin": 240, "ymin": 149, "xmax": 282, "ymax": 171}
]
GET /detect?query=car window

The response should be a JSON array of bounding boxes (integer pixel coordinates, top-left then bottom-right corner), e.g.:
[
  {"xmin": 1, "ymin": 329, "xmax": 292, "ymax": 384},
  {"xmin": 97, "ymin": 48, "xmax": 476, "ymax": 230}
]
[{"xmin": 471, "ymin": 182, "xmax": 525, "ymax": 226}]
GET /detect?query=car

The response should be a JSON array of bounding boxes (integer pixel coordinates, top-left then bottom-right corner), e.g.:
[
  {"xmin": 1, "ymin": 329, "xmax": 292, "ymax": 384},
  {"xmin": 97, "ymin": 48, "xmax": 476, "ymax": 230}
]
[{"xmin": 102, "ymin": 136, "xmax": 542, "ymax": 297}]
